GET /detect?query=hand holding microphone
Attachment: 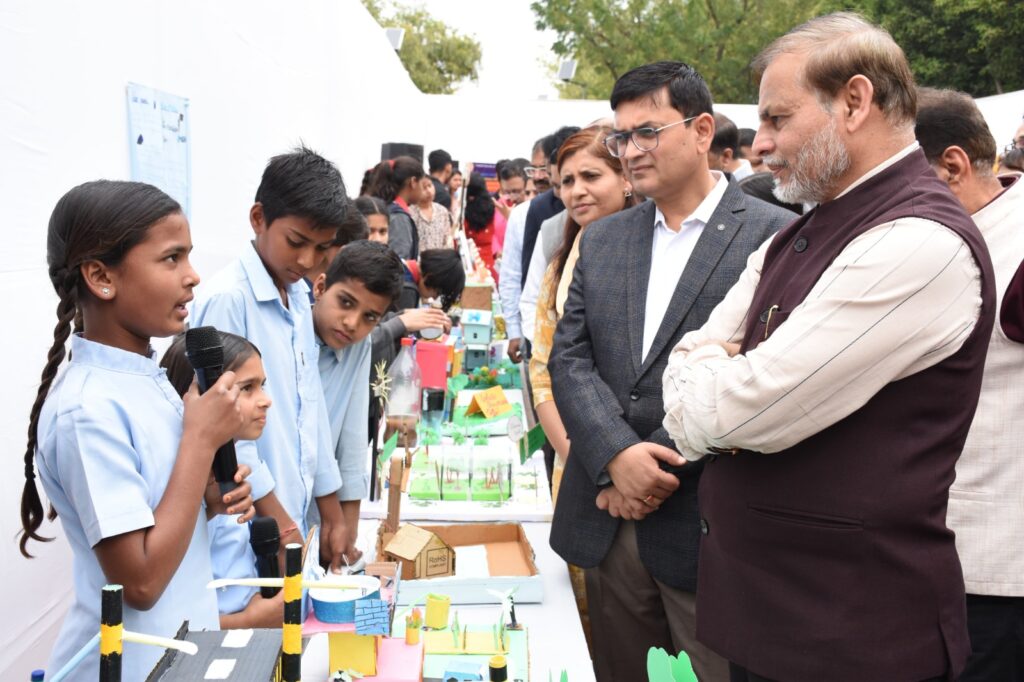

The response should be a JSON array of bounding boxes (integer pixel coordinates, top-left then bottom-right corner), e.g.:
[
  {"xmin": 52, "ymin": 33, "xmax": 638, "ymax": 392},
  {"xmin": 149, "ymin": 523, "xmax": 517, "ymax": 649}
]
[{"xmin": 185, "ymin": 326, "xmax": 241, "ymax": 494}]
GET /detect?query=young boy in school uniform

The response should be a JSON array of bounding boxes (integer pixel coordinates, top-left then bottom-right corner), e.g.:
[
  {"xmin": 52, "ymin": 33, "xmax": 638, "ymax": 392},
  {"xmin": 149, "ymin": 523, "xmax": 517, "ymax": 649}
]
[
  {"xmin": 312, "ymin": 240, "xmax": 404, "ymax": 567},
  {"xmin": 191, "ymin": 147, "xmax": 352, "ymax": 615}
]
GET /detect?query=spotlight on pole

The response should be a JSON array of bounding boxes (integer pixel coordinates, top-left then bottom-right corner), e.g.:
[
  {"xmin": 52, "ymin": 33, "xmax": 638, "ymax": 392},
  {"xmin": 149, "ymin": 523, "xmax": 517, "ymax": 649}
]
[
  {"xmin": 385, "ymin": 27, "xmax": 405, "ymax": 51},
  {"xmin": 557, "ymin": 59, "xmax": 578, "ymax": 82}
]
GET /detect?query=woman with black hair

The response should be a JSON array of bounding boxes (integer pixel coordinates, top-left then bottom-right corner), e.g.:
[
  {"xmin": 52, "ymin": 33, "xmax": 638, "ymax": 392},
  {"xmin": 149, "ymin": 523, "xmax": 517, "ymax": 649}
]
[
  {"xmin": 366, "ymin": 156, "xmax": 424, "ymax": 259},
  {"xmin": 463, "ymin": 171, "xmax": 499, "ymax": 281},
  {"xmin": 398, "ymin": 248, "xmax": 465, "ymax": 312}
]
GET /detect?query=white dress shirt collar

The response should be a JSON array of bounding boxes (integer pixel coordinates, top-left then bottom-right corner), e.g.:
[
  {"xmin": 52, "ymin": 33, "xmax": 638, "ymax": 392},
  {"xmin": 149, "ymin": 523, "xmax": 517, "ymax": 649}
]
[
  {"xmin": 654, "ymin": 171, "xmax": 729, "ymax": 233},
  {"xmin": 644, "ymin": 171, "xmax": 729, "ymax": 361}
]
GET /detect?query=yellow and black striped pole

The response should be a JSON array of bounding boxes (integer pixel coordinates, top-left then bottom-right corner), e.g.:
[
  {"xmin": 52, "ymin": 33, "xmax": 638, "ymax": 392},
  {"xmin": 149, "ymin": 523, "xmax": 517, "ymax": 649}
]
[
  {"xmin": 281, "ymin": 543, "xmax": 303, "ymax": 682},
  {"xmin": 99, "ymin": 584, "xmax": 123, "ymax": 682}
]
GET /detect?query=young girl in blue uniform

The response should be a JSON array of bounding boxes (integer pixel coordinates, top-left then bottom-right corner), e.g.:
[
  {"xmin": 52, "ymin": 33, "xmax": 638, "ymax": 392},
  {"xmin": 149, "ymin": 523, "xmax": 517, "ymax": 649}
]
[
  {"xmin": 161, "ymin": 332, "xmax": 283, "ymax": 628},
  {"xmin": 19, "ymin": 180, "xmax": 255, "ymax": 681}
]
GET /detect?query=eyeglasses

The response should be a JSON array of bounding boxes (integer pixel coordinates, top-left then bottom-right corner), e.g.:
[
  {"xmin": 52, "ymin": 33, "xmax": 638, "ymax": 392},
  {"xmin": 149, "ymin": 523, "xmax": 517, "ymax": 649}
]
[
  {"xmin": 1004, "ymin": 138, "xmax": 1024, "ymax": 153},
  {"xmin": 525, "ymin": 166, "xmax": 548, "ymax": 179},
  {"xmin": 604, "ymin": 116, "xmax": 697, "ymax": 158}
]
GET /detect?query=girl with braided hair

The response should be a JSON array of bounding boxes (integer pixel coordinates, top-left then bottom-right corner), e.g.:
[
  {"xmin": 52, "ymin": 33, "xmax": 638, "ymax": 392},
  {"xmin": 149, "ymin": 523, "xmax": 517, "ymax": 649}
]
[{"xmin": 21, "ymin": 180, "xmax": 255, "ymax": 681}]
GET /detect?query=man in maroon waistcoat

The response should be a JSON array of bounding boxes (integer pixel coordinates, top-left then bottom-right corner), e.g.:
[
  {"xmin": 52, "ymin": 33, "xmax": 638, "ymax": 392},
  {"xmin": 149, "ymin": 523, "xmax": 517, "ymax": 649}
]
[{"xmin": 661, "ymin": 13, "xmax": 995, "ymax": 682}]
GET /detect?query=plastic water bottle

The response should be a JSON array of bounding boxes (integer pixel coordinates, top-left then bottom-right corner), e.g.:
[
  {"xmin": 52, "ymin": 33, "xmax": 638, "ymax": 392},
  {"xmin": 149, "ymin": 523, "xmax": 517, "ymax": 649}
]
[
  {"xmin": 386, "ymin": 337, "xmax": 422, "ymax": 447},
  {"xmin": 420, "ymin": 297, "xmax": 444, "ymax": 341}
]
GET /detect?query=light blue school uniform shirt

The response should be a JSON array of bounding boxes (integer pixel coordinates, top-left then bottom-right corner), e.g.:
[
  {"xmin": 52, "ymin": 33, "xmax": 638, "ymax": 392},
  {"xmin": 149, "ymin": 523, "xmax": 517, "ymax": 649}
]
[
  {"xmin": 317, "ymin": 335, "xmax": 372, "ymax": 501},
  {"xmin": 36, "ymin": 335, "xmax": 219, "ymax": 682},
  {"xmin": 191, "ymin": 241, "xmax": 341, "ymax": 613}
]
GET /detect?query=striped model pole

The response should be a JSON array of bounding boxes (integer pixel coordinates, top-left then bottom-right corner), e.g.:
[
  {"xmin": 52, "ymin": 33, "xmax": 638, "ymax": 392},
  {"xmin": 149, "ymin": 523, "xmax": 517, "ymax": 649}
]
[
  {"xmin": 99, "ymin": 585, "xmax": 123, "ymax": 682},
  {"xmin": 281, "ymin": 543, "xmax": 303, "ymax": 682}
]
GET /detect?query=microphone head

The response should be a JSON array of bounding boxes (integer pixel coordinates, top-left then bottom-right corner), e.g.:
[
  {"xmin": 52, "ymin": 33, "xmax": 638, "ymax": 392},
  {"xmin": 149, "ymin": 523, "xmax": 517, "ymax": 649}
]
[
  {"xmin": 249, "ymin": 516, "xmax": 280, "ymax": 555},
  {"xmin": 185, "ymin": 326, "xmax": 224, "ymax": 370}
]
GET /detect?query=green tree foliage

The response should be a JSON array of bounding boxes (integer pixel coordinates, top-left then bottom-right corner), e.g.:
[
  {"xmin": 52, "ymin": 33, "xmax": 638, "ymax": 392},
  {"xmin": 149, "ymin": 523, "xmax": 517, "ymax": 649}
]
[
  {"xmin": 832, "ymin": 0, "xmax": 1024, "ymax": 96},
  {"xmin": 532, "ymin": 0, "xmax": 825, "ymax": 104},
  {"xmin": 363, "ymin": 0, "xmax": 482, "ymax": 95},
  {"xmin": 533, "ymin": 0, "xmax": 1024, "ymax": 103}
]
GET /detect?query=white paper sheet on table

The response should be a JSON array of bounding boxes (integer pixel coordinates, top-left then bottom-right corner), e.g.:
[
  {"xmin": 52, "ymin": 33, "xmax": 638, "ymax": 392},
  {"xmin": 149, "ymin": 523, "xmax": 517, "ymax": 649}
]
[{"xmin": 453, "ymin": 544, "xmax": 490, "ymax": 578}]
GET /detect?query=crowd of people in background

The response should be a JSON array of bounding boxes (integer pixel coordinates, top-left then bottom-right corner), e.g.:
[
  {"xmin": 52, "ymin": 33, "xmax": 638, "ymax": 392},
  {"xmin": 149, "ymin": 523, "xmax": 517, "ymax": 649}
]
[{"xmin": 16, "ymin": 9, "xmax": 1024, "ymax": 682}]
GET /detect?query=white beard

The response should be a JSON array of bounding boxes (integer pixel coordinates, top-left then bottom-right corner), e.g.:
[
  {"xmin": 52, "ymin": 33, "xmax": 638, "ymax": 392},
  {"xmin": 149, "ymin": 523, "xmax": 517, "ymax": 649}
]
[{"xmin": 767, "ymin": 118, "xmax": 851, "ymax": 205}]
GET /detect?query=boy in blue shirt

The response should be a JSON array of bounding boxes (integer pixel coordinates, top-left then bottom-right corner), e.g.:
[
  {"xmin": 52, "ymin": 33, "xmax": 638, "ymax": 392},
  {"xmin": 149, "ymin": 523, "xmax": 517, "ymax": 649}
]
[
  {"xmin": 192, "ymin": 147, "xmax": 351, "ymax": 613},
  {"xmin": 312, "ymin": 240, "xmax": 403, "ymax": 565}
]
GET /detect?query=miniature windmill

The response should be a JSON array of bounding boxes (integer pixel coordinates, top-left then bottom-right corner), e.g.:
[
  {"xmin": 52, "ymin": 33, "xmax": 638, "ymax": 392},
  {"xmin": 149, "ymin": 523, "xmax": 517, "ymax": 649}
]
[{"xmin": 485, "ymin": 587, "xmax": 521, "ymax": 630}]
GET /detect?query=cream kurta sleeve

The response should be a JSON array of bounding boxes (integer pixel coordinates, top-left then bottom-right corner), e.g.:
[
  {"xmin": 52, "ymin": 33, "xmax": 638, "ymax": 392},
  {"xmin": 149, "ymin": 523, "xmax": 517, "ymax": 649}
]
[{"xmin": 663, "ymin": 218, "xmax": 983, "ymax": 461}]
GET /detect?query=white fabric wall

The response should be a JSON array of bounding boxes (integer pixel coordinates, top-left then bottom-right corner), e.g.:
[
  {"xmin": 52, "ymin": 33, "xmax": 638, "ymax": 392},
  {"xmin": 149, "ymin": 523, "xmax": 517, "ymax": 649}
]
[
  {"xmin": 2, "ymin": 0, "xmax": 1022, "ymax": 677},
  {"xmin": 976, "ymin": 90, "xmax": 1024, "ymax": 149},
  {"xmin": 0, "ymin": 1, "xmax": 422, "ymax": 677}
]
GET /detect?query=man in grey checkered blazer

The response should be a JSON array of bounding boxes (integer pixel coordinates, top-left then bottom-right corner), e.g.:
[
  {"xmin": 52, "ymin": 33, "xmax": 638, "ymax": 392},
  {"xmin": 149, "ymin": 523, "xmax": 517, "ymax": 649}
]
[{"xmin": 548, "ymin": 61, "xmax": 795, "ymax": 681}]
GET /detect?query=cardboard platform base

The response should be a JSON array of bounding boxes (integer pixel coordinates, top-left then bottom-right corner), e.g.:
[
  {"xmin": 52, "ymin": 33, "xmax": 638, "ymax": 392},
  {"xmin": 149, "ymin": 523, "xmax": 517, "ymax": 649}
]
[{"xmin": 379, "ymin": 523, "xmax": 543, "ymax": 605}]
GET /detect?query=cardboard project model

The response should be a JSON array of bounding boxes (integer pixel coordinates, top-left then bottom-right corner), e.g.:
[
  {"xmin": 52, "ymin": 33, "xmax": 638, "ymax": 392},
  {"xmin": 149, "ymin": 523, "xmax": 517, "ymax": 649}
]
[
  {"xmin": 378, "ymin": 457, "xmax": 544, "ymax": 606},
  {"xmin": 461, "ymin": 309, "xmax": 493, "ymax": 344},
  {"xmin": 460, "ymin": 284, "xmax": 492, "ymax": 311},
  {"xmin": 384, "ymin": 525, "xmax": 457, "ymax": 581},
  {"xmin": 303, "ymin": 561, "xmax": 427, "ymax": 681},
  {"xmin": 389, "ymin": 594, "xmax": 531, "ymax": 682}
]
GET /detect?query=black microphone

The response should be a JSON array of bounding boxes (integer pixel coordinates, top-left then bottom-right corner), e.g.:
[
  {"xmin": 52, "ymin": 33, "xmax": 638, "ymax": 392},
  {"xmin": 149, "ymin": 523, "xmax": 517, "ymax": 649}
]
[
  {"xmin": 185, "ymin": 326, "xmax": 239, "ymax": 494},
  {"xmin": 249, "ymin": 516, "xmax": 281, "ymax": 598}
]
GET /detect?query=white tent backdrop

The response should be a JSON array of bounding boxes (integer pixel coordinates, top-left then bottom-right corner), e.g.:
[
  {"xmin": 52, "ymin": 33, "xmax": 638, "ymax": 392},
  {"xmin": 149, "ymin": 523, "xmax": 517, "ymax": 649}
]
[{"xmin": 2, "ymin": 0, "xmax": 1022, "ymax": 677}]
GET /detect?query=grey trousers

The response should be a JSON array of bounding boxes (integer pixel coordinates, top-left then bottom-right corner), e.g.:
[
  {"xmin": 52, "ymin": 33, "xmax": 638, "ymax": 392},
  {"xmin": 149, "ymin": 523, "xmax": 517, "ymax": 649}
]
[{"xmin": 584, "ymin": 520, "xmax": 728, "ymax": 682}]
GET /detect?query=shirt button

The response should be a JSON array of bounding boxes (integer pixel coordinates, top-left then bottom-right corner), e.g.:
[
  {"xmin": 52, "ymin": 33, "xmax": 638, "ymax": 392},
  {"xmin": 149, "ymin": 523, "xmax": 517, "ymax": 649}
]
[
  {"xmin": 629, "ymin": 390, "xmax": 640, "ymax": 401},
  {"xmin": 759, "ymin": 308, "xmax": 771, "ymax": 323},
  {"xmin": 700, "ymin": 518, "xmax": 710, "ymax": 535},
  {"xmin": 794, "ymin": 236, "xmax": 809, "ymax": 253}
]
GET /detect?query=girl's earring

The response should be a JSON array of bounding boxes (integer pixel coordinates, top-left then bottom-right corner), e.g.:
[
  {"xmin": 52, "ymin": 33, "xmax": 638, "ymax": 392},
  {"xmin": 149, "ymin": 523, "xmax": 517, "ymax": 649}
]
[
  {"xmin": 624, "ymin": 188, "xmax": 633, "ymax": 198},
  {"xmin": 101, "ymin": 287, "xmax": 111, "ymax": 296}
]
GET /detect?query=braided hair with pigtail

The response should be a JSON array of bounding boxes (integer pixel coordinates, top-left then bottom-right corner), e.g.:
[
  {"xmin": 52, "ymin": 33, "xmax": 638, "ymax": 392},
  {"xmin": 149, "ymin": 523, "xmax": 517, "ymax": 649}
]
[{"xmin": 20, "ymin": 180, "xmax": 181, "ymax": 557}]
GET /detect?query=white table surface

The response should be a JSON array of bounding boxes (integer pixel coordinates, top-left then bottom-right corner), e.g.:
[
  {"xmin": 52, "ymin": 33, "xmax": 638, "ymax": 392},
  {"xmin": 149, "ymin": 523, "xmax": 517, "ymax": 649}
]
[{"xmin": 301, "ymin": 521, "xmax": 595, "ymax": 682}]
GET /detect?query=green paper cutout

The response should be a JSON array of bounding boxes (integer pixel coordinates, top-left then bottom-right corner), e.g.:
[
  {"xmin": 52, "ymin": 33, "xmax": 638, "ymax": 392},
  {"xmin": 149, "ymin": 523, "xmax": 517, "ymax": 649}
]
[
  {"xmin": 378, "ymin": 431, "xmax": 398, "ymax": 465},
  {"xmin": 472, "ymin": 428, "xmax": 490, "ymax": 445},
  {"xmin": 447, "ymin": 374, "xmax": 469, "ymax": 398},
  {"xmin": 560, "ymin": 671, "xmax": 569, "ymax": 682},
  {"xmin": 519, "ymin": 422, "xmax": 548, "ymax": 464},
  {"xmin": 452, "ymin": 430, "xmax": 467, "ymax": 446},
  {"xmin": 646, "ymin": 647, "xmax": 698, "ymax": 682}
]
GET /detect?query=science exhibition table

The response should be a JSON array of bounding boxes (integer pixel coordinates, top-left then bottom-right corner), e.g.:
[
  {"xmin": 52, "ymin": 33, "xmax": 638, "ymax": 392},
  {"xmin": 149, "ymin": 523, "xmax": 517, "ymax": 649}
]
[
  {"xmin": 298, "ymin": 435, "xmax": 594, "ymax": 681},
  {"xmin": 302, "ymin": 518, "xmax": 594, "ymax": 681}
]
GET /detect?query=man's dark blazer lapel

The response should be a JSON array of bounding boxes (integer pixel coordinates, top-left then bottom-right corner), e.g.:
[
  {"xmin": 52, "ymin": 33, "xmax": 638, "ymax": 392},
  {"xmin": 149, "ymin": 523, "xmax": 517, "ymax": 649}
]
[
  {"xmin": 626, "ymin": 201, "xmax": 656, "ymax": 375},
  {"xmin": 639, "ymin": 181, "xmax": 746, "ymax": 376}
]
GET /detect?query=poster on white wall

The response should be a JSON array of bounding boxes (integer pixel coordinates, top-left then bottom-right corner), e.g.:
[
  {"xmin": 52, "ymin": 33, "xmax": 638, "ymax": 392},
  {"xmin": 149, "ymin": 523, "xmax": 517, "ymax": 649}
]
[{"xmin": 126, "ymin": 83, "xmax": 192, "ymax": 217}]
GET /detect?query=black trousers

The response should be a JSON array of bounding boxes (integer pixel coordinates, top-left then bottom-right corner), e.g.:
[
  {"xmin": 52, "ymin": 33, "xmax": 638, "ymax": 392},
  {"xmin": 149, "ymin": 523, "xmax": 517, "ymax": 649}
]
[
  {"xmin": 960, "ymin": 593, "xmax": 1024, "ymax": 681},
  {"xmin": 729, "ymin": 663, "xmax": 947, "ymax": 682}
]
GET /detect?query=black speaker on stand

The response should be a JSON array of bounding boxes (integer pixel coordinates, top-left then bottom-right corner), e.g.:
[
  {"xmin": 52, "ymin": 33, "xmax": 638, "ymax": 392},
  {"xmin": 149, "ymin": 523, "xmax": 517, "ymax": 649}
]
[{"xmin": 380, "ymin": 142, "xmax": 424, "ymax": 163}]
